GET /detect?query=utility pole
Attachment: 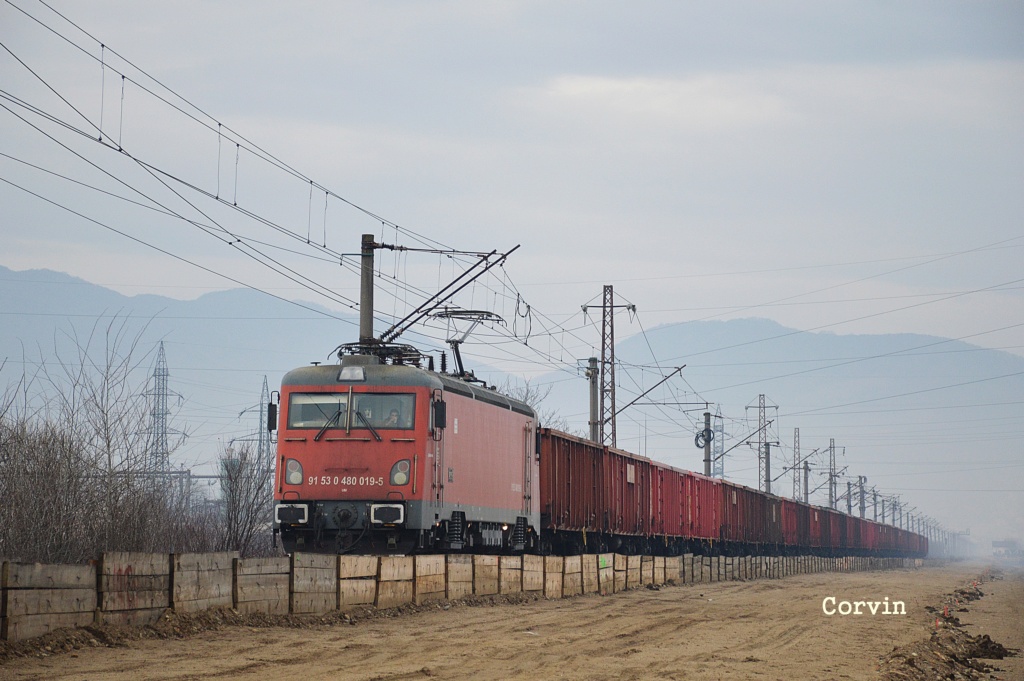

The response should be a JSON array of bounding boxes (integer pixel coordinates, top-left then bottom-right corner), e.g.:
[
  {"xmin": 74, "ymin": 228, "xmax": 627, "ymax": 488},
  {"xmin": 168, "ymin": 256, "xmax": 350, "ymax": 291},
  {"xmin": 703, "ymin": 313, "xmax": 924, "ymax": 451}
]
[
  {"xmin": 846, "ymin": 481, "xmax": 853, "ymax": 515},
  {"xmin": 858, "ymin": 476, "xmax": 866, "ymax": 519},
  {"xmin": 758, "ymin": 395, "xmax": 767, "ymax": 493},
  {"xmin": 712, "ymin": 408, "xmax": 725, "ymax": 478},
  {"xmin": 601, "ymin": 285, "xmax": 616, "ymax": 448},
  {"xmin": 586, "ymin": 357, "xmax": 600, "ymax": 443},
  {"xmin": 803, "ymin": 461, "xmax": 810, "ymax": 504},
  {"xmin": 146, "ymin": 341, "xmax": 171, "ymax": 474},
  {"xmin": 703, "ymin": 411, "xmax": 712, "ymax": 477},
  {"xmin": 881, "ymin": 497, "xmax": 886, "ymax": 524},
  {"xmin": 792, "ymin": 428, "xmax": 801, "ymax": 500},
  {"xmin": 745, "ymin": 395, "xmax": 778, "ymax": 494},
  {"xmin": 872, "ymin": 488, "xmax": 878, "ymax": 522},
  {"xmin": 828, "ymin": 438, "xmax": 836, "ymax": 509},
  {"xmin": 360, "ymin": 233, "xmax": 375, "ymax": 343},
  {"xmin": 582, "ymin": 286, "xmax": 634, "ymax": 448}
]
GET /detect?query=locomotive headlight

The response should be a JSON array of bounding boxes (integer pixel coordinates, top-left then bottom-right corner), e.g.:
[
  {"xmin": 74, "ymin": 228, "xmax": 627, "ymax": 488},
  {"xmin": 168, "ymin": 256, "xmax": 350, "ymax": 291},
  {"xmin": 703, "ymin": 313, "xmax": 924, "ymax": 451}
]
[
  {"xmin": 285, "ymin": 459, "xmax": 304, "ymax": 485},
  {"xmin": 390, "ymin": 459, "xmax": 411, "ymax": 486}
]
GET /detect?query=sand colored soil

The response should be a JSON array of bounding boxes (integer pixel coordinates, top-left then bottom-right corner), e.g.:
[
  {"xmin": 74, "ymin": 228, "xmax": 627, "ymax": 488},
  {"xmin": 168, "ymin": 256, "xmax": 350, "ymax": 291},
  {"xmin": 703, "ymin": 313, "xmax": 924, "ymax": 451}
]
[{"xmin": 1, "ymin": 563, "xmax": 1017, "ymax": 681}]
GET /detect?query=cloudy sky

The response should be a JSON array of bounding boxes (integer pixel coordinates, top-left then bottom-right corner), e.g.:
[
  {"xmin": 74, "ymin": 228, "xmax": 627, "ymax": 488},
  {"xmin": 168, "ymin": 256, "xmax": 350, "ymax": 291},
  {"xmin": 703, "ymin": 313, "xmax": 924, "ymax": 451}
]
[
  {"xmin": 3, "ymin": 1, "xmax": 1022, "ymax": 344},
  {"xmin": 2, "ymin": 2, "xmax": 1022, "ymax": 545}
]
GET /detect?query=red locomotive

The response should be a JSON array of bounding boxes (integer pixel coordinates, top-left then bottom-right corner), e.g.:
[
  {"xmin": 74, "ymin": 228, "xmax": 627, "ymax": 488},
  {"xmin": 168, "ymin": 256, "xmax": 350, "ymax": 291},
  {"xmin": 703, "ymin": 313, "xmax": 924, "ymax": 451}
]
[{"xmin": 272, "ymin": 353, "xmax": 539, "ymax": 555}]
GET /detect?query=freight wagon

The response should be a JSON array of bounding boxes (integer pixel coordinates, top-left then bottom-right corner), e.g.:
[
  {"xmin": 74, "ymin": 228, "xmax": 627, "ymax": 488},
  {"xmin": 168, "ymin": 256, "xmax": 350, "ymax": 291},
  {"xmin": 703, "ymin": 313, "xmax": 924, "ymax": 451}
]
[{"xmin": 537, "ymin": 428, "xmax": 927, "ymax": 558}]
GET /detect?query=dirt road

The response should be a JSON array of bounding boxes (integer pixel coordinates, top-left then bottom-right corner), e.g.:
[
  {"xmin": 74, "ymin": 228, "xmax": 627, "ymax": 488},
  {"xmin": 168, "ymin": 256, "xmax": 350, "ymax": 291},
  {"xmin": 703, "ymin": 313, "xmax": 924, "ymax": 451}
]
[{"xmin": 0, "ymin": 564, "xmax": 1012, "ymax": 681}]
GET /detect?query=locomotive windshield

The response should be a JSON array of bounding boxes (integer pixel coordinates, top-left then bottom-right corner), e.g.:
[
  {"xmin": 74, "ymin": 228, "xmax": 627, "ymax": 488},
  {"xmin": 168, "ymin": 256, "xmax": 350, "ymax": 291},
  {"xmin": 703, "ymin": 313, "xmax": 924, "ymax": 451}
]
[
  {"xmin": 352, "ymin": 393, "xmax": 415, "ymax": 429},
  {"xmin": 287, "ymin": 392, "xmax": 415, "ymax": 431},
  {"xmin": 288, "ymin": 393, "xmax": 347, "ymax": 429}
]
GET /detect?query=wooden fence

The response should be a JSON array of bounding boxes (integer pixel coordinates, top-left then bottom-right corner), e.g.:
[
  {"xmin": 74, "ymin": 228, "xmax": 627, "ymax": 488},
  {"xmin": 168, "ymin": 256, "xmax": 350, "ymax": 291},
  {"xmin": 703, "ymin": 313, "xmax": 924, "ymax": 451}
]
[{"xmin": 0, "ymin": 553, "xmax": 913, "ymax": 641}]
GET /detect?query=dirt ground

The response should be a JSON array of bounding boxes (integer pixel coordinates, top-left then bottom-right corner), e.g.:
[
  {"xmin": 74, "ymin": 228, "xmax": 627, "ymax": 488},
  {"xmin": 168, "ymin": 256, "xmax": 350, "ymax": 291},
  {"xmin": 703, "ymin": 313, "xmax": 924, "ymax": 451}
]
[
  {"xmin": 1, "ymin": 563, "xmax": 1018, "ymax": 681},
  {"xmin": 959, "ymin": 567, "xmax": 1024, "ymax": 679}
]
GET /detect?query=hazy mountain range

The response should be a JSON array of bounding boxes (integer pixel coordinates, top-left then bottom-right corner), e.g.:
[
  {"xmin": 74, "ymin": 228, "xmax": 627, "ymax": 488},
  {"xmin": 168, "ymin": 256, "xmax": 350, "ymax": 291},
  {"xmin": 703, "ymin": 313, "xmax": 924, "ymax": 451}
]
[{"xmin": 1, "ymin": 264, "xmax": 1021, "ymax": 547}]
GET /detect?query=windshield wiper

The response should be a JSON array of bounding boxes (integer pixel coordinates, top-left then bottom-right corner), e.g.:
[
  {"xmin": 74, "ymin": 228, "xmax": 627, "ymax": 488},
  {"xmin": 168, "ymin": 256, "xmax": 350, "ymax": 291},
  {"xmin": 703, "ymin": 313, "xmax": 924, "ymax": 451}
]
[
  {"xmin": 355, "ymin": 410, "xmax": 383, "ymax": 442},
  {"xmin": 314, "ymin": 408, "xmax": 344, "ymax": 442}
]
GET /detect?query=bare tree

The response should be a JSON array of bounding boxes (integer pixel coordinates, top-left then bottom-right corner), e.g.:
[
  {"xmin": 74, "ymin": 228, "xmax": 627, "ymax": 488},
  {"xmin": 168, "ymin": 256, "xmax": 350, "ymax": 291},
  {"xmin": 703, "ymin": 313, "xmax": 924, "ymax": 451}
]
[
  {"xmin": 218, "ymin": 442, "xmax": 275, "ymax": 557},
  {"xmin": 0, "ymin": 317, "xmax": 219, "ymax": 562},
  {"xmin": 499, "ymin": 377, "xmax": 577, "ymax": 433}
]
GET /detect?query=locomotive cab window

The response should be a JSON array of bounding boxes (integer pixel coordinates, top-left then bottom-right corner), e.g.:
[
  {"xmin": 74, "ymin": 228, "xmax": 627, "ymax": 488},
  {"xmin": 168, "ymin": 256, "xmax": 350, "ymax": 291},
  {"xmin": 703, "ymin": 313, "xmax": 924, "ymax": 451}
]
[
  {"xmin": 288, "ymin": 393, "xmax": 348, "ymax": 429},
  {"xmin": 287, "ymin": 392, "xmax": 416, "ymax": 430},
  {"xmin": 352, "ymin": 393, "xmax": 415, "ymax": 430}
]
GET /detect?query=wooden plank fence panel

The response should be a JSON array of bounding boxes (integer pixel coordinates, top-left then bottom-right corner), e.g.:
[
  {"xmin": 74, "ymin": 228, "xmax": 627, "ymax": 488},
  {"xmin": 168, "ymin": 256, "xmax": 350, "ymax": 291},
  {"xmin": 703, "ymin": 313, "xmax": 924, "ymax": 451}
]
[
  {"xmin": 98, "ymin": 552, "xmax": 170, "ymax": 620},
  {"xmin": 338, "ymin": 556, "xmax": 379, "ymax": 580},
  {"xmin": 3, "ymin": 588, "xmax": 96, "ymax": 618},
  {"xmin": 99, "ymin": 574, "xmax": 170, "ymax": 592},
  {"xmin": 375, "ymin": 581, "xmax": 413, "ymax": 609},
  {"xmin": 379, "ymin": 557, "xmax": 413, "ymax": 582},
  {"xmin": 99, "ymin": 589, "xmax": 169, "ymax": 611},
  {"xmin": 235, "ymin": 557, "xmax": 291, "ymax": 577},
  {"xmin": 446, "ymin": 555, "xmax": 473, "ymax": 583},
  {"xmin": 292, "ymin": 553, "xmax": 336, "ymax": 571},
  {"xmin": 641, "ymin": 556, "xmax": 654, "ymax": 585},
  {"xmin": 473, "ymin": 556, "xmax": 498, "ymax": 596},
  {"xmin": 233, "ymin": 557, "xmax": 289, "ymax": 616},
  {"xmin": 446, "ymin": 555, "xmax": 473, "ymax": 600},
  {"xmin": 289, "ymin": 552, "xmax": 337, "ymax": 615},
  {"xmin": 96, "ymin": 607, "xmax": 165, "ymax": 628},
  {"xmin": 522, "ymin": 555, "xmax": 543, "ymax": 593},
  {"xmin": 627, "ymin": 555, "xmax": 641, "ymax": 588},
  {"xmin": 581, "ymin": 555, "xmax": 599, "ymax": 594},
  {"xmin": 2, "ymin": 563, "xmax": 95, "ymax": 590},
  {"xmin": 2, "ymin": 612, "xmax": 95, "ymax": 642},
  {"xmin": 291, "ymin": 569, "xmax": 337, "ymax": 594},
  {"xmin": 562, "ymin": 555, "xmax": 583, "ymax": 597},
  {"xmin": 597, "ymin": 554, "xmax": 614, "ymax": 595},
  {"xmin": 665, "ymin": 556, "xmax": 681, "ymax": 583},
  {"xmin": 562, "ymin": 572, "xmax": 582, "ymax": 597},
  {"xmin": 99, "ymin": 552, "xmax": 169, "ymax": 576},
  {"xmin": 414, "ymin": 555, "xmax": 447, "ymax": 604},
  {"xmin": 339, "ymin": 580, "xmax": 376, "ymax": 608},
  {"xmin": 543, "ymin": 557, "xmax": 563, "ymax": 599},
  {"xmin": 173, "ymin": 552, "xmax": 236, "ymax": 573},
  {"xmin": 235, "ymin": 598, "xmax": 288, "ymax": 616},
  {"xmin": 653, "ymin": 556, "xmax": 666, "ymax": 585},
  {"xmin": 499, "ymin": 556, "xmax": 522, "ymax": 595},
  {"xmin": 2, "ymin": 561, "xmax": 98, "ymax": 642},
  {"xmin": 291, "ymin": 592, "xmax": 336, "ymax": 615},
  {"xmin": 173, "ymin": 569, "xmax": 233, "ymax": 602},
  {"xmin": 415, "ymin": 555, "xmax": 445, "ymax": 577},
  {"xmin": 235, "ymin": 574, "xmax": 289, "ymax": 603},
  {"xmin": 414, "ymin": 574, "xmax": 446, "ymax": 605}
]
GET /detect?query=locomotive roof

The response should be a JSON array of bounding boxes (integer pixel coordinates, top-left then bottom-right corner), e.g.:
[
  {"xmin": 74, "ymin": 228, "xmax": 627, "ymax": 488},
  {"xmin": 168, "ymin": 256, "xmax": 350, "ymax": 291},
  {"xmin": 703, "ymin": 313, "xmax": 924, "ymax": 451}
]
[{"xmin": 281, "ymin": 356, "xmax": 535, "ymax": 418}]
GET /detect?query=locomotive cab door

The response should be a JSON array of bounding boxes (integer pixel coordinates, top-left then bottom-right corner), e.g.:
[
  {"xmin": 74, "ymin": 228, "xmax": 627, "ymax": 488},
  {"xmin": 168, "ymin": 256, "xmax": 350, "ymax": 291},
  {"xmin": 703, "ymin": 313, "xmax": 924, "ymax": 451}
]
[
  {"xmin": 522, "ymin": 422, "xmax": 533, "ymax": 515},
  {"xmin": 431, "ymin": 391, "xmax": 446, "ymax": 507}
]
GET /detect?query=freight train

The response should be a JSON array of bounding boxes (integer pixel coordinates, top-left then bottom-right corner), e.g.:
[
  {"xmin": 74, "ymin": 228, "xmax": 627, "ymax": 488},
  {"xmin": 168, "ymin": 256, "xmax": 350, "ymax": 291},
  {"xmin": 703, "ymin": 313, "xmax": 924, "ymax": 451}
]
[{"xmin": 271, "ymin": 351, "xmax": 928, "ymax": 559}]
